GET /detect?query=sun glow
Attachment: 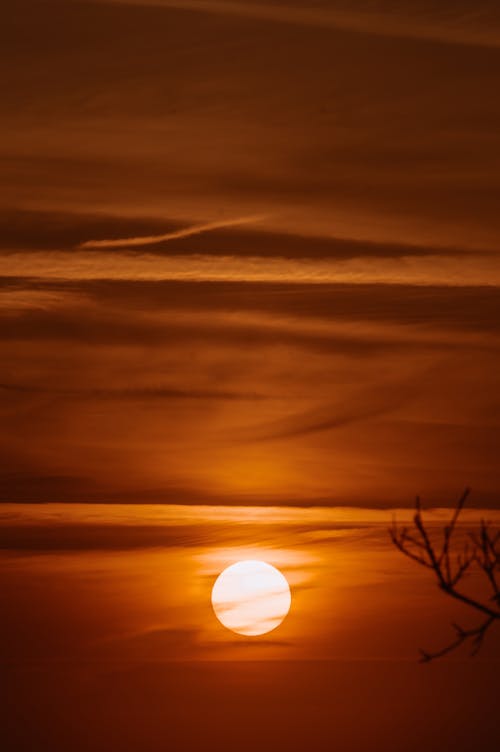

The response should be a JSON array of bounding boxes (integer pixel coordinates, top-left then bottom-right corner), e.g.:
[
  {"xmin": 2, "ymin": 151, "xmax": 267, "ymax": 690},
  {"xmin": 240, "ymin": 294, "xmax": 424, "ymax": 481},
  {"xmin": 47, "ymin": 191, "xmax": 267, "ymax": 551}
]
[{"xmin": 211, "ymin": 560, "xmax": 292, "ymax": 636}]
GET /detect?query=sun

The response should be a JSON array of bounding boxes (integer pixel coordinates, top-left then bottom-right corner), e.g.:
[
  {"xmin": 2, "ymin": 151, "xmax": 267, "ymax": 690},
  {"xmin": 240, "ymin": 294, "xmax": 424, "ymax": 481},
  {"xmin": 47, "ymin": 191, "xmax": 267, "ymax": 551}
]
[{"xmin": 211, "ymin": 560, "xmax": 291, "ymax": 636}]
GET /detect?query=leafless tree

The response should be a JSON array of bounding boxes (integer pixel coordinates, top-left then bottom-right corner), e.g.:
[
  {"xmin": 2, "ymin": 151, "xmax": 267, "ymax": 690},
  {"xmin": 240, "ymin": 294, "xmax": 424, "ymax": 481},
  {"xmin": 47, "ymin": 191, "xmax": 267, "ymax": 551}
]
[{"xmin": 389, "ymin": 488, "xmax": 499, "ymax": 662}]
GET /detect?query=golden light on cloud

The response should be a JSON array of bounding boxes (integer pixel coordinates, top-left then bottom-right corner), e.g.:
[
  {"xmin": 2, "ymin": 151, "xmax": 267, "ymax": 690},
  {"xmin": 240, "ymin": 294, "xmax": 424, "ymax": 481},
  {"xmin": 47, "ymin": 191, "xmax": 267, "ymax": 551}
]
[
  {"xmin": 4, "ymin": 250, "xmax": 500, "ymax": 287},
  {"xmin": 211, "ymin": 560, "xmax": 292, "ymax": 636},
  {"xmin": 79, "ymin": 214, "xmax": 267, "ymax": 249}
]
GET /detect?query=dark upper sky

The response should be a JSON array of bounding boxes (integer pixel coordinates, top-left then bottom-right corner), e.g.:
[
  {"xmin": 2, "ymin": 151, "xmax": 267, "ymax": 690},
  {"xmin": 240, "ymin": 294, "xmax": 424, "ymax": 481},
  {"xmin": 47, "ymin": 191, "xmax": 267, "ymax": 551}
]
[{"xmin": 2, "ymin": 0, "xmax": 500, "ymax": 505}]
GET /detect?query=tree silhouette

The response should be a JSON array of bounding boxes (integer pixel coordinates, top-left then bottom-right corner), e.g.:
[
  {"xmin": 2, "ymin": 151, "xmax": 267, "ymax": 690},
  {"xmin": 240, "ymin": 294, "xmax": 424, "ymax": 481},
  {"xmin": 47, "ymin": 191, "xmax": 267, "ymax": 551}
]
[{"xmin": 390, "ymin": 489, "xmax": 499, "ymax": 661}]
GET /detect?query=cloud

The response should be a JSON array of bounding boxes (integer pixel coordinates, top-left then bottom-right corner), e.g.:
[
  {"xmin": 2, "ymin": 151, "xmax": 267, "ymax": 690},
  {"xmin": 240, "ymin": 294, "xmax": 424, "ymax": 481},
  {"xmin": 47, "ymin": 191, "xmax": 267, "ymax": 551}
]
[
  {"xmin": 2, "ymin": 207, "xmax": 483, "ymax": 259},
  {"xmin": 0, "ymin": 522, "xmax": 219, "ymax": 550},
  {"xmin": 3, "ymin": 250, "xmax": 500, "ymax": 287},
  {"xmin": 8, "ymin": 278, "xmax": 499, "ymax": 335},
  {"xmin": 240, "ymin": 382, "xmax": 417, "ymax": 442},
  {"xmin": 79, "ymin": 214, "xmax": 268, "ymax": 249},
  {"xmin": 0, "ymin": 382, "xmax": 268, "ymax": 402},
  {"xmin": 3, "ymin": 302, "xmax": 493, "ymax": 353},
  {"xmin": 96, "ymin": 627, "xmax": 205, "ymax": 659},
  {"xmin": 2, "ymin": 502, "xmax": 498, "ymax": 551},
  {"xmin": 0, "ymin": 516, "xmax": 372, "ymax": 551}
]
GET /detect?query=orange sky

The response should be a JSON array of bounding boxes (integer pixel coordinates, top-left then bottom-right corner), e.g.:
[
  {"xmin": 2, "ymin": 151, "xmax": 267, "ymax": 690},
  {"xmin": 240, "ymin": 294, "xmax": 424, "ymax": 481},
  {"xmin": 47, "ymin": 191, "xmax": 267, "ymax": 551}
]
[
  {"xmin": 2, "ymin": 501, "xmax": 499, "ymax": 751},
  {"xmin": 2, "ymin": 1, "xmax": 500, "ymax": 506},
  {"xmin": 2, "ymin": 5, "xmax": 500, "ymax": 751},
  {"xmin": 2, "ymin": 502, "xmax": 499, "ymax": 663}
]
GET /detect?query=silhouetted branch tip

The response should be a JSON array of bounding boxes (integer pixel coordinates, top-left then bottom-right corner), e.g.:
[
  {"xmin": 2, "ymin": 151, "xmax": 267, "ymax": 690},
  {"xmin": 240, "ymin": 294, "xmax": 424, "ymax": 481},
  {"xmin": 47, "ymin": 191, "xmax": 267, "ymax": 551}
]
[{"xmin": 390, "ymin": 489, "xmax": 499, "ymax": 661}]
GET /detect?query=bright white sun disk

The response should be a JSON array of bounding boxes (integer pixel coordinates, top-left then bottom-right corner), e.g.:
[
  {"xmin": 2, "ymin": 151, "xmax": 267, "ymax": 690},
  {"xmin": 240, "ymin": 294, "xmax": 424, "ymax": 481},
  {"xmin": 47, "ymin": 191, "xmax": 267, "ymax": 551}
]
[{"xmin": 211, "ymin": 560, "xmax": 291, "ymax": 636}]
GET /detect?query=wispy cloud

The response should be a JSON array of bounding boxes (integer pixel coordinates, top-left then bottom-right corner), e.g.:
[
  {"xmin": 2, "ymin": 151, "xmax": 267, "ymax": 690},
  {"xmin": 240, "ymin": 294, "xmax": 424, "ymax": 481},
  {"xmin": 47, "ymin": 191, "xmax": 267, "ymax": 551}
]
[
  {"xmin": 0, "ymin": 381, "xmax": 268, "ymax": 402},
  {"xmin": 79, "ymin": 215, "xmax": 268, "ymax": 249},
  {"xmin": 4, "ymin": 250, "xmax": 500, "ymax": 287},
  {"xmin": 240, "ymin": 381, "xmax": 417, "ymax": 442}
]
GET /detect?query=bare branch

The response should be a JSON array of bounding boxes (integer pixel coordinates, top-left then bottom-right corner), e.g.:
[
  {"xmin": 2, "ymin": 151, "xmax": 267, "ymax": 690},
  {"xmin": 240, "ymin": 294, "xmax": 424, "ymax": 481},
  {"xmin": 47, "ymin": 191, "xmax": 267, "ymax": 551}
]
[
  {"xmin": 390, "ymin": 490, "xmax": 500, "ymax": 661},
  {"xmin": 418, "ymin": 616, "xmax": 496, "ymax": 663}
]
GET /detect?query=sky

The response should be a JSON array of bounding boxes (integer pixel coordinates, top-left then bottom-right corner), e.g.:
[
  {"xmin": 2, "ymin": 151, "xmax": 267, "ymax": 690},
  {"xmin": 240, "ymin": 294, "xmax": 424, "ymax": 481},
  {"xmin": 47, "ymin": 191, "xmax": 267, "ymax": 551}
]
[
  {"xmin": 2, "ymin": 502, "xmax": 500, "ymax": 751},
  {"xmin": 2, "ymin": 502, "xmax": 500, "ymax": 663},
  {"xmin": 2, "ymin": 0, "xmax": 500, "ymax": 506},
  {"xmin": 1, "ymin": 4, "xmax": 500, "ymax": 750}
]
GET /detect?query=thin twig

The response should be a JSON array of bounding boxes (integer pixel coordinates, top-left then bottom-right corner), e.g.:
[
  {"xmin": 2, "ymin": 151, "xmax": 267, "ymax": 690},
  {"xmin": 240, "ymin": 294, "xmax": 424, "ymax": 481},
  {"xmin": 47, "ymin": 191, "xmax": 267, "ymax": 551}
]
[{"xmin": 389, "ymin": 490, "xmax": 499, "ymax": 661}]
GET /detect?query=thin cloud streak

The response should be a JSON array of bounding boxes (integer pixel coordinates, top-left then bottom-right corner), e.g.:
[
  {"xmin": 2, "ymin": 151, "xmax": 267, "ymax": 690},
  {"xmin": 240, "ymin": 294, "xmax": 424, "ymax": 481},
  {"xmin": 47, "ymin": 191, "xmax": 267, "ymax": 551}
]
[
  {"xmin": 3, "ymin": 250, "xmax": 500, "ymax": 287},
  {"xmin": 80, "ymin": 215, "xmax": 268, "ymax": 249},
  {"xmin": 0, "ymin": 381, "xmax": 269, "ymax": 402},
  {"xmin": 239, "ymin": 381, "xmax": 416, "ymax": 442}
]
